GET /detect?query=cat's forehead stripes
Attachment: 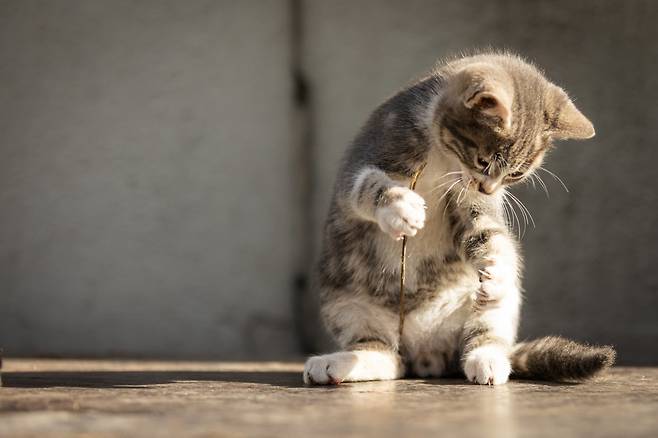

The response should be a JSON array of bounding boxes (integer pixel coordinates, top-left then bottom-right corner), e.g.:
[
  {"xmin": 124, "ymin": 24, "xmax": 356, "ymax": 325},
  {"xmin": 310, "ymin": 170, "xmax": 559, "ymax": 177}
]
[{"xmin": 430, "ymin": 53, "xmax": 589, "ymax": 182}]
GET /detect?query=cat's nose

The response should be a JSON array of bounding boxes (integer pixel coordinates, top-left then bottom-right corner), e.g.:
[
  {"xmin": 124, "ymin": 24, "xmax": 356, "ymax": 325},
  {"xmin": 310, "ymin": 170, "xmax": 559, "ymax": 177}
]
[{"xmin": 478, "ymin": 180, "xmax": 499, "ymax": 194}]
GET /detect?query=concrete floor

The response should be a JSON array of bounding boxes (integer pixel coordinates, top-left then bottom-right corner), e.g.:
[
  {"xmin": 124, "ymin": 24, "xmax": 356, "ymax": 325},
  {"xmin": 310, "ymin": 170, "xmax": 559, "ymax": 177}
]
[{"xmin": 0, "ymin": 360, "xmax": 656, "ymax": 437}]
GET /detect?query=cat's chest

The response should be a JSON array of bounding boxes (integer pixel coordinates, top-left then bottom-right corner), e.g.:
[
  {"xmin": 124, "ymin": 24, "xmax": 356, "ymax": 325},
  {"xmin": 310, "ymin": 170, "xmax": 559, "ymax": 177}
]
[{"xmin": 373, "ymin": 210, "xmax": 473, "ymax": 294}]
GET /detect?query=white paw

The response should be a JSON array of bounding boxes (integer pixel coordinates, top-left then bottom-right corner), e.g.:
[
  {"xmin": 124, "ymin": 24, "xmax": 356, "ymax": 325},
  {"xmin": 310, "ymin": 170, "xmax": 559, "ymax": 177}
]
[
  {"xmin": 303, "ymin": 352, "xmax": 358, "ymax": 385},
  {"xmin": 463, "ymin": 345, "xmax": 511, "ymax": 385},
  {"xmin": 474, "ymin": 262, "xmax": 514, "ymax": 310},
  {"xmin": 374, "ymin": 186, "xmax": 426, "ymax": 240}
]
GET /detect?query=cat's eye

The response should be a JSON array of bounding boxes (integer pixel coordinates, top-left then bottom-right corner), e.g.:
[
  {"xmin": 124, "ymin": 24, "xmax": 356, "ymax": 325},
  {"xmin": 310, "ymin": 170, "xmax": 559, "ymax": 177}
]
[
  {"xmin": 476, "ymin": 157, "xmax": 489, "ymax": 168},
  {"xmin": 509, "ymin": 171, "xmax": 524, "ymax": 179}
]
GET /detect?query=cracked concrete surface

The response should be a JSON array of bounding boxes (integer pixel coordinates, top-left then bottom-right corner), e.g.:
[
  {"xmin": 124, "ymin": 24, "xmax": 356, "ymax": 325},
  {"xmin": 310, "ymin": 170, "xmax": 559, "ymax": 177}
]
[{"xmin": 0, "ymin": 360, "xmax": 656, "ymax": 437}]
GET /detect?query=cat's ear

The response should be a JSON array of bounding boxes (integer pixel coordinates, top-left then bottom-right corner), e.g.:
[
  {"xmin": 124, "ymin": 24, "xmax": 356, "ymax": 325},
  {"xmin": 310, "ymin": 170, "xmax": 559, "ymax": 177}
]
[
  {"xmin": 546, "ymin": 86, "xmax": 595, "ymax": 140},
  {"xmin": 463, "ymin": 86, "xmax": 512, "ymax": 130},
  {"xmin": 457, "ymin": 64, "xmax": 513, "ymax": 130}
]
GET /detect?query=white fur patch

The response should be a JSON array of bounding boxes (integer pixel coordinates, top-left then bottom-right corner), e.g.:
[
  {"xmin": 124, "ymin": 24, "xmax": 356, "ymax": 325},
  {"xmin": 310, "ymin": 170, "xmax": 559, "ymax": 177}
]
[
  {"xmin": 402, "ymin": 284, "xmax": 474, "ymax": 367},
  {"xmin": 303, "ymin": 350, "xmax": 402, "ymax": 385},
  {"xmin": 463, "ymin": 344, "xmax": 512, "ymax": 385},
  {"xmin": 374, "ymin": 187, "xmax": 427, "ymax": 240}
]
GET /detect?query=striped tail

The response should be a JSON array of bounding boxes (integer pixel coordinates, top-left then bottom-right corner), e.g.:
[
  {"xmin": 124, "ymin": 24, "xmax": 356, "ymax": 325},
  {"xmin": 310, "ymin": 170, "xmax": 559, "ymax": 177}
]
[{"xmin": 511, "ymin": 336, "xmax": 616, "ymax": 381}]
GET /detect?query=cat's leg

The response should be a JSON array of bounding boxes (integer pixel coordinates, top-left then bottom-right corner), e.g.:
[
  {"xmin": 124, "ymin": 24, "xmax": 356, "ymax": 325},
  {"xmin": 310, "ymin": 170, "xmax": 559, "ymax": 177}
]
[
  {"xmin": 461, "ymin": 300, "xmax": 519, "ymax": 385},
  {"xmin": 303, "ymin": 295, "xmax": 403, "ymax": 385},
  {"xmin": 348, "ymin": 166, "xmax": 426, "ymax": 240},
  {"xmin": 304, "ymin": 166, "xmax": 426, "ymax": 385},
  {"xmin": 458, "ymin": 223, "xmax": 521, "ymax": 385}
]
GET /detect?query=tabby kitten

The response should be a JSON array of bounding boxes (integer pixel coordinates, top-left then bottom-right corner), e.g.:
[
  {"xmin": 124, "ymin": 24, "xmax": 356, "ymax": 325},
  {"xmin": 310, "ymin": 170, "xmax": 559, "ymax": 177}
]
[{"xmin": 304, "ymin": 52, "xmax": 615, "ymax": 385}]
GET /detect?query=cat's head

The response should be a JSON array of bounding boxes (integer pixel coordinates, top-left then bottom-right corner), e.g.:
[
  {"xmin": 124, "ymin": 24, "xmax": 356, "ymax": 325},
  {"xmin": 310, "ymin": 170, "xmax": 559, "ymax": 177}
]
[{"xmin": 437, "ymin": 56, "xmax": 594, "ymax": 195}]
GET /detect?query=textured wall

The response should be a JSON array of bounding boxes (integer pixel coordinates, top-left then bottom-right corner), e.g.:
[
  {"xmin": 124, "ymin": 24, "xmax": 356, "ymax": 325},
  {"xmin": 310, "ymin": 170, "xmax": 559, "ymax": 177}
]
[
  {"xmin": 0, "ymin": 1, "xmax": 656, "ymax": 364},
  {"xmin": 300, "ymin": 0, "xmax": 658, "ymax": 364},
  {"xmin": 0, "ymin": 0, "xmax": 301, "ymax": 359}
]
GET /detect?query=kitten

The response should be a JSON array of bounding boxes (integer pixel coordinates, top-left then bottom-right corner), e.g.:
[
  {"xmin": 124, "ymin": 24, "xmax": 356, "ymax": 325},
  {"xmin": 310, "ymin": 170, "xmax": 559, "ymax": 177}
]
[{"xmin": 304, "ymin": 52, "xmax": 615, "ymax": 385}]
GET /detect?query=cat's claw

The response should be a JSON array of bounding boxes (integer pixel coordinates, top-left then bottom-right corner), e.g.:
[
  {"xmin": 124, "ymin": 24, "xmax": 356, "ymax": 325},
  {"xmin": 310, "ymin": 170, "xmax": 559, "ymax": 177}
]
[
  {"xmin": 473, "ymin": 263, "xmax": 514, "ymax": 310},
  {"xmin": 305, "ymin": 366, "xmax": 342, "ymax": 385},
  {"xmin": 478, "ymin": 269, "xmax": 493, "ymax": 280},
  {"xmin": 463, "ymin": 345, "xmax": 511, "ymax": 385}
]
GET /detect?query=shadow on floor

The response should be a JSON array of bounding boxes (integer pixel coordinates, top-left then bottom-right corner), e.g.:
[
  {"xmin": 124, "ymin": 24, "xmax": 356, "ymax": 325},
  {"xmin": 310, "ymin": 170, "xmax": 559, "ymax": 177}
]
[
  {"xmin": 2, "ymin": 371, "xmax": 307, "ymax": 389},
  {"xmin": 2, "ymin": 370, "xmax": 576, "ymax": 390}
]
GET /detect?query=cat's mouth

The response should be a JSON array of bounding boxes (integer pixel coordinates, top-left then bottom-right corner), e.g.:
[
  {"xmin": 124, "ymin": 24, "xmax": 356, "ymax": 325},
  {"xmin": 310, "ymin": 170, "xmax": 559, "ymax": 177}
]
[{"xmin": 454, "ymin": 165, "xmax": 502, "ymax": 196}]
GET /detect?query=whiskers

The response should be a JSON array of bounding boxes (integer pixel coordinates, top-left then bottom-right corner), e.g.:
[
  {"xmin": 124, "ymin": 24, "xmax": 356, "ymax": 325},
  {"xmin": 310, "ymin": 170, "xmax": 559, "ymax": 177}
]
[
  {"xmin": 502, "ymin": 190, "xmax": 535, "ymax": 239},
  {"xmin": 527, "ymin": 173, "xmax": 550, "ymax": 198},
  {"xmin": 429, "ymin": 171, "xmax": 467, "ymax": 219},
  {"xmin": 538, "ymin": 166, "xmax": 569, "ymax": 193},
  {"xmin": 455, "ymin": 179, "xmax": 472, "ymax": 206},
  {"xmin": 428, "ymin": 171, "xmax": 463, "ymax": 194},
  {"xmin": 437, "ymin": 177, "xmax": 463, "ymax": 205},
  {"xmin": 429, "ymin": 166, "xmax": 568, "ymax": 241},
  {"xmin": 524, "ymin": 166, "xmax": 569, "ymax": 198},
  {"xmin": 503, "ymin": 165, "xmax": 568, "ymax": 239},
  {"xmin": 501, "ymin": 194, "xmax": 519, "ymax": 237},
  {"xmin": 502, "ymin": 191, "xmax": 529, "ymax": 239},
  {"xmin": 437, "ymin": 177, "xmax": 463, "ymax": 219}
]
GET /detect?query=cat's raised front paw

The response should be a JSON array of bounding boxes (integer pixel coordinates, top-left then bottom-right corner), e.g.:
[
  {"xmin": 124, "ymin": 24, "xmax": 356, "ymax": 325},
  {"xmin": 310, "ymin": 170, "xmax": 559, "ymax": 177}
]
[
  {"xmin": 474, "ymin": 262, "xmax": 514, "ymax": 310},
  {"xmin": 374, "ymin": 186, "xmax": 426, "ymax": 240},
  {"xmin": 463, "ymin": 345, "xmax": 511, "ymax": 385},
  {"xmin": 303, "ymin": 352, "xmax": 359, "ymax": 385}
]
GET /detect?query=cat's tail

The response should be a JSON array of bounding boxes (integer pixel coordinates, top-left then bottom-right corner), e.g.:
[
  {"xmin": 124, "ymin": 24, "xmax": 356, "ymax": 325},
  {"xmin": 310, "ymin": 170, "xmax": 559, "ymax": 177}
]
[{"xmin": 510, "ymin": 336, "xmax": 616, "ymax": 381}]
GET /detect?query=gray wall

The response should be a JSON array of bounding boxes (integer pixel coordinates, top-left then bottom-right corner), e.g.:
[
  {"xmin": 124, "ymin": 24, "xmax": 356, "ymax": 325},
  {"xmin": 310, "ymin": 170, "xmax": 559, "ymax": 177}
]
[
  {"xmin": 0, "ymin": 0, "xmax": 656, "ymax": 364},
  {"xmin": 0, "ymin": 0, "xmax": 302, "ymax": 359}
]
